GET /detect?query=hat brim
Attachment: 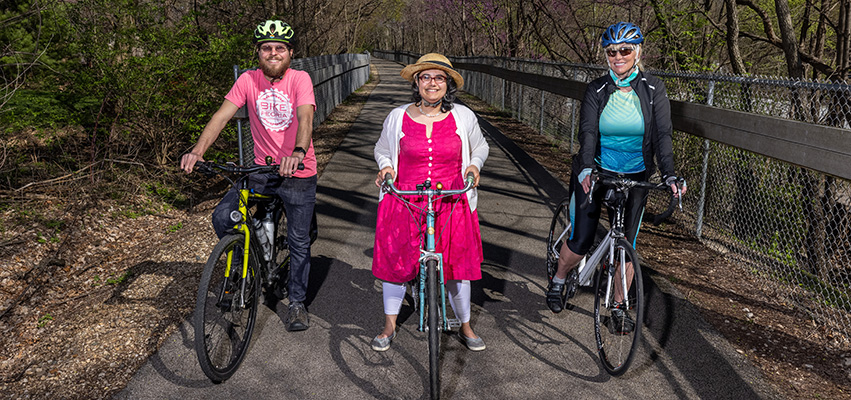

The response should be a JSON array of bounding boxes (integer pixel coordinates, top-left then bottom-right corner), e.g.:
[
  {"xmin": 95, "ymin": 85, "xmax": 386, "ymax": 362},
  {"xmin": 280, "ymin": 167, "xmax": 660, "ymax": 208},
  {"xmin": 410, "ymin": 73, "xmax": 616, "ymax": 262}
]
[{"xmin": 400, "ymin": 62, "xmax": 464, "ymax": 88}]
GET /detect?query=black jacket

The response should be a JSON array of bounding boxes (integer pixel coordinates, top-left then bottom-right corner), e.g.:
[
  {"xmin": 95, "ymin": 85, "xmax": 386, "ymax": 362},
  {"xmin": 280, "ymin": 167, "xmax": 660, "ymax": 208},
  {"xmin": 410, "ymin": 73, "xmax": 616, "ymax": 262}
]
[{"xmin": 577, "ymin": 70, "xmax": 676, "ymax": 178}]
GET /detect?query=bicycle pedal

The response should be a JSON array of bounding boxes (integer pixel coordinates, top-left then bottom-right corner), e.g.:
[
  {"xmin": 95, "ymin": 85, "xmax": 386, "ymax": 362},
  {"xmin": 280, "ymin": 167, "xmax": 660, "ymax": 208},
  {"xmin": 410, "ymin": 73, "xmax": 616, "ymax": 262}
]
[{"xmin": 447, "ymin": 318, "xmax": 462, "ymax": 329}]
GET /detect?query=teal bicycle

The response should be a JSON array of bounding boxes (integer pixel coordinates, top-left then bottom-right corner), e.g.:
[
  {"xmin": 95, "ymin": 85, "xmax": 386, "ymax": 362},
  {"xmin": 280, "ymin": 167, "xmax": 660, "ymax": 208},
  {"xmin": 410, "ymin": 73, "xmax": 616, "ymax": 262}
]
[{"xmin": 381, "ymin": 172, "xmax": 475, "ymax": 400}]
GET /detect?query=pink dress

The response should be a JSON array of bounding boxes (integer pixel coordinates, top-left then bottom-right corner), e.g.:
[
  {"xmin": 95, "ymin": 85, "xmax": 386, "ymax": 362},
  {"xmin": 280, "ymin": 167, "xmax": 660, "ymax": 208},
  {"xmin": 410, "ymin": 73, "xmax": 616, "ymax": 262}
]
[{"xmin": 372, "ymin": 112, "xmax": 484, "ymax": 283}]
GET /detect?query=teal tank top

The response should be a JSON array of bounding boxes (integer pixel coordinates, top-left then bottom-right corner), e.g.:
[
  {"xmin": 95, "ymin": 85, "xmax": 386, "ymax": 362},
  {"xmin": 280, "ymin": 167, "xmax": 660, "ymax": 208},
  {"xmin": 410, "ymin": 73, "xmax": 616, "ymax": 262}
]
[{"xmin": 596, "ymin": 89, "xmax": 645, "ymax": 173}]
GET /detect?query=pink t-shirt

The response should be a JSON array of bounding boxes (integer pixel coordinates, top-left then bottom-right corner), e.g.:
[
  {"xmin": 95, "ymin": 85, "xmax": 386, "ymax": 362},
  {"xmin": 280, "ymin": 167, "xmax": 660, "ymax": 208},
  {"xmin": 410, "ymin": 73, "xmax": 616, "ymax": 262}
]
[{"xmin": 225, "ymin": 68, "xmax": 317, "ymax": 177}]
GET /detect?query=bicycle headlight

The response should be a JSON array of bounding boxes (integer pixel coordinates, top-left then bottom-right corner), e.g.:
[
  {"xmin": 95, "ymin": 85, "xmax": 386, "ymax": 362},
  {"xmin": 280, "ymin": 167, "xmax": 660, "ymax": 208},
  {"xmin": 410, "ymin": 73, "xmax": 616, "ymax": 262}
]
[{"xmin": 229, "ymin": 210, "xmax": 243, "ymax": 223}]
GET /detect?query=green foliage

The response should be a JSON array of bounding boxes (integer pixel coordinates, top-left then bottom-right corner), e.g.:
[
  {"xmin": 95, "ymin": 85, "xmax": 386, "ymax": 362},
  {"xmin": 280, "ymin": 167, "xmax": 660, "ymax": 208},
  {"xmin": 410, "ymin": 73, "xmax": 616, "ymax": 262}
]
[
  {"xmin": 91, "ymin": 271, "xmax": 131, "ymax": 286},
  {"xmin": 106, "ymin": 271, "xmax": 131, "ymax": 285},
  {"xmin": 146, "ymin": 182, "xmax": 187, "ymax": 206},
  {"xmin": 37, "ymin": 313, "xmax": 54, "ymax": 328},
  {"xmin": 167, "ymin": 222, "xmax": 183, "ymax": 234},
  {"xmin": 2, "ymin": 0, "xmax": 258, "ymax": 170}
]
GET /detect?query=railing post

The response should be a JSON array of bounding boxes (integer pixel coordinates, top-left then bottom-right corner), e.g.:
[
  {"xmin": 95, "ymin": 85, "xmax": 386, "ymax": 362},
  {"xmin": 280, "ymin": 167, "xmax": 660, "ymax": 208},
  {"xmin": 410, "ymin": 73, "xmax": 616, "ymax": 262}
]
[
  {"xmin": 570, "ymin": 68, "xmax": 578, "ymax": 151},
  {"xmin": 695, "ymin": 80, "xmax": 715, "ymax": 238},
  {"xmin": 540, "ymin": 90, "xmax": 545, "ymax": 135},
  {"xmin": 501, "ymin": 58, "xmax": 506, "ymax": 111},
  {"xmin": 539, "ymin": 63, "xmax": 545, "ymax": 135}
]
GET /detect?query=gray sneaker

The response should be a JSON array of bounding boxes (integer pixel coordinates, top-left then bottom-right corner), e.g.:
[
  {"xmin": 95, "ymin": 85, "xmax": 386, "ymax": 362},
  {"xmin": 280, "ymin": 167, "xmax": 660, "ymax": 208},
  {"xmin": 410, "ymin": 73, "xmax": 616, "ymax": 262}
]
[
  {"xmin": 286, "ymin": 302, "xmax": 309, "ymax": 332},
  {"xmin": 457, "ymin": 332, "xmax": 486, "ymax": 351},
  {"xmin": 370, "ymin": 332, "xmax": 396, "ymax": 352}
]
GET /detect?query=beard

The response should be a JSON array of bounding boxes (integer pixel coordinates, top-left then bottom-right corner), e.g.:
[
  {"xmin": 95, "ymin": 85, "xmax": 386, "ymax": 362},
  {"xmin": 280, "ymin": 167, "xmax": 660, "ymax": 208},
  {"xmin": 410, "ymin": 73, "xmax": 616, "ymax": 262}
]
[{"xmin": 259, "ymin": 56, "xmax": 290, "ymax": 79}]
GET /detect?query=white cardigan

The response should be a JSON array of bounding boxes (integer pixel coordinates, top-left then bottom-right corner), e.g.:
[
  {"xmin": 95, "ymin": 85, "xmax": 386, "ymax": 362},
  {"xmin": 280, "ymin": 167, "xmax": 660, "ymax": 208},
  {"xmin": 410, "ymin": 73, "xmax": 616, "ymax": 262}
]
[{"xmin": 374, "ymin": 103, "xmax": 489, "ymax": 211}]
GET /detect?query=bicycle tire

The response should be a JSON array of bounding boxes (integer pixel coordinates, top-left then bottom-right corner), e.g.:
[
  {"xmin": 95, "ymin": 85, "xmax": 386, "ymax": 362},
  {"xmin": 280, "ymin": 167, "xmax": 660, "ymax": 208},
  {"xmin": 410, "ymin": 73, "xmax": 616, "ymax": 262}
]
[
  {"xmin": 546, "ymin": 198, "xmax": 572, "ymax": 282},
  {"xmin": 546, "ymin": 199, "xmax": 576, "ymax": 309},
  {"xmin": 593, "ymin": 238, "xmax": 643, "ymax": 376},
  {"xmin": 426, "ymin": 259, "xmax": 440, "ymax": 400},
  {"xmin": 194, "ymin": 234, "xmax": 261, "ymax": 383}
]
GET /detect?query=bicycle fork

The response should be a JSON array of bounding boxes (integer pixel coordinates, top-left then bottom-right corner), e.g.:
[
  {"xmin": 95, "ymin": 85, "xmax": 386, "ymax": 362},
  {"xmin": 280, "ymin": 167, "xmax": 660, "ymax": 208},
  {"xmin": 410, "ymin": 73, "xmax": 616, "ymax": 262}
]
[
  {"xmin": 220, "ymin": 188, "xmax": 253, "ymax": 310},
  {"xmin": 603, "ymin": 241, "xmax": 630, "ymax": 310}
]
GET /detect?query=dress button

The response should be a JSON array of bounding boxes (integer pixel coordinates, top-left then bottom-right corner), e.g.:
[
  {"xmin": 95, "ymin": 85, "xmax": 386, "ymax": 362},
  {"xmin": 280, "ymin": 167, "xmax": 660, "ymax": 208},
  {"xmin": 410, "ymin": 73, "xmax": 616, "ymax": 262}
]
[
  {"xmin": 428, "ymin": 171, "xmax": 432, "ymax": 175},
  {"xmin": 428, "ymin": 163, "xmax": 432, "ymax": 167},
  {"xmin": 429, "ymin": 157, "xmax": 433, "ymax": 160},
  {"xmin": 428, "ymin": 139, "xmax": 432, "ymax": 143},
  {"xmin": 428, "ymin": 148, "xmax": 433, "ymax": 152}
]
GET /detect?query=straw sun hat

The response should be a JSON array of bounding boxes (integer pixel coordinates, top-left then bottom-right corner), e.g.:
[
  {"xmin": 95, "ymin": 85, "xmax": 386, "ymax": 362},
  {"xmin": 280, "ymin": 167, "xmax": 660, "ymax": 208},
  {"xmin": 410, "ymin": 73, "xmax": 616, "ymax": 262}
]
[{"xmin": 400, "ymin": 53, "xmax": 465, "ymax": 88}]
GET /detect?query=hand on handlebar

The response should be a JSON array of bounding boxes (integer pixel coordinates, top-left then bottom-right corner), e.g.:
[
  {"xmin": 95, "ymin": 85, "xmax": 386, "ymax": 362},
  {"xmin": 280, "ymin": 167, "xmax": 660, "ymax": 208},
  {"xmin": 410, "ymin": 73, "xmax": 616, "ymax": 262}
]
[
  {"xmin": 463, "ymin": 165, "xmax": 480, "ymax": 187},
  {"xmin": 578, "ymin": 168, "xmax": 593, "ymax": 194},
  {"xmin": 180, "ymin": 153, "xmax": 205, "ymax": 174},
  {"xmin": 279, "ymin": 155, "xmax": 303, "ymax": 177},
  {"xmin": 376, "ymin": 167, "xmax": 396, "ymax": 187},
  {"xmin": 665, "ymin": 176, "xmax": 687, "ymax": 198}
]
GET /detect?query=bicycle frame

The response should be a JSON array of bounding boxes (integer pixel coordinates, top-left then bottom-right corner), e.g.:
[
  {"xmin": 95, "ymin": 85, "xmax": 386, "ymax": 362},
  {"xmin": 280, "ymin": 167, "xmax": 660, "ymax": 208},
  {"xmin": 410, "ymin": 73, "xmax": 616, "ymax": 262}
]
[
  {"xmin": 417, "ymin": 210, "xmax": 448, "ymax": 331},
  {"xmin": 197, "ymin": 160, "xmax": 299, "ymax": 309}
]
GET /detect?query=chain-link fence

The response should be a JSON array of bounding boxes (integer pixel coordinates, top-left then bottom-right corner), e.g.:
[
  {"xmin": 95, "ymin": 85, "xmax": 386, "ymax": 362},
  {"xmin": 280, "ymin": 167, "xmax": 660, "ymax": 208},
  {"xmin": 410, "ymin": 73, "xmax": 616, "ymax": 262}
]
[
  {"xmin": 374, "ymin": 50, "xmax": 851, "ymax": 344},
  {"xmin": 236, "ymin": 53, "xmax": 371, "ymax": 164}
]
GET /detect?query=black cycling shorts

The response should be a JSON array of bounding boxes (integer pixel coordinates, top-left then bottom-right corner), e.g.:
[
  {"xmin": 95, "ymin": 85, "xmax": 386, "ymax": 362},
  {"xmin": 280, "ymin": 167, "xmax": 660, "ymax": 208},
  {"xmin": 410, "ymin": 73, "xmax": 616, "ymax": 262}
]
[{"xmin": 566, "ymin": 158, "xmax": 650, "ymax": 255}]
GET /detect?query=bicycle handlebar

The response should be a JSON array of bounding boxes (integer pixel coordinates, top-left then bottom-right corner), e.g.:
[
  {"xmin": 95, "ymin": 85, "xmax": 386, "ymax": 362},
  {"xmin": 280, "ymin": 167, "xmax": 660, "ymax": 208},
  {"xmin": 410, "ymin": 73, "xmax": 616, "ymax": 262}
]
[
  {"xmin": 195, "ymin": 158, "xmax": 304, "ymax": 176},
  {"xmin": 584, "ymin": 171, "xmax": 685, "ymax": 225},
  {"xmin": 382, "ymin": 172, "xmax": 476, "ymax": 196}
]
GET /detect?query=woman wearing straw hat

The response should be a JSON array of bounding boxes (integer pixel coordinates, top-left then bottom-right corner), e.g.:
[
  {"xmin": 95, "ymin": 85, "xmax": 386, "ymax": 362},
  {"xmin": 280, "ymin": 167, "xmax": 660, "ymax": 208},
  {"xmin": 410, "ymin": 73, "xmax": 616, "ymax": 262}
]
[{"xmin": 371, "ymin": 53, "xmax": 490, "ymax": 352}]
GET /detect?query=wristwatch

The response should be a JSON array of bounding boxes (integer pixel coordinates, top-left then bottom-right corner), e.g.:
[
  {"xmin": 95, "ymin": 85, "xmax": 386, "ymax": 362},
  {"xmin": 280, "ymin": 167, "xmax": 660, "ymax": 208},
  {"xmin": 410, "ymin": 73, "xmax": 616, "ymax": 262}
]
[{"xmin": 292, "ymin": 147, "xmax": 307, "ymax": 157}]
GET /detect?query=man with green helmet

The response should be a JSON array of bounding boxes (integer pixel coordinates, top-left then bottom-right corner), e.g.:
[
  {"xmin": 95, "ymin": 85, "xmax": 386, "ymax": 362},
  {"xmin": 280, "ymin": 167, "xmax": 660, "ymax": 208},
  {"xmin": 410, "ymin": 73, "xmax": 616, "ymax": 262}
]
[{"xmin": 180, "ymin": 20, "xmax": 316, "ymax": 332}]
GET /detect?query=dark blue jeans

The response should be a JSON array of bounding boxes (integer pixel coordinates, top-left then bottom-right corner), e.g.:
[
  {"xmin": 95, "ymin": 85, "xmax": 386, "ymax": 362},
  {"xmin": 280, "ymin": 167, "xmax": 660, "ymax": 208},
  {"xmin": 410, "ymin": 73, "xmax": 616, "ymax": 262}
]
[{"xmin": 212, "ymin": 173, "xmax": 317, "ymax": 304}]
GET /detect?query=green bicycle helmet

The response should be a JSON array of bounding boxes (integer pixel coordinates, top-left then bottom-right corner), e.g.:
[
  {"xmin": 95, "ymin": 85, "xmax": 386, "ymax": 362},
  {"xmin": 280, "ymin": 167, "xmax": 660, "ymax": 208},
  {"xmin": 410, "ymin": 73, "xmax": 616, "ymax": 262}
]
[{"xmin": 254, "ymin": 20, "xmax": 295, "ymax": 44}]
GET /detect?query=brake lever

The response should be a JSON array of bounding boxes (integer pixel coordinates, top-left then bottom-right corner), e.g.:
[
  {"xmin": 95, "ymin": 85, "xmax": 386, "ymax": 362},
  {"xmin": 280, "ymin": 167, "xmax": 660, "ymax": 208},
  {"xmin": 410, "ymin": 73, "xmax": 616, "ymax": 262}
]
[{"xmin": 585, "ymin": 173, "xmax": 597, "ymax": 206}]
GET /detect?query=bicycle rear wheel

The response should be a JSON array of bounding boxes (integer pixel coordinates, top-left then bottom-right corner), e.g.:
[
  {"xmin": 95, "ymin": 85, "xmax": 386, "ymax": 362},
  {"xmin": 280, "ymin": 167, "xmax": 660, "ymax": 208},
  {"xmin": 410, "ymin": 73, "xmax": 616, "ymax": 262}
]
[
  {"xmin": 426, "ymin": 259, "xmax": 440, "ymax": 400},
  {"xmin": 593, "ymin": 238, "xmax": 643, "ymax": 376},
  {"xmin": 194, "ymin": 234, "xmax": 260, "ymax": 382}
]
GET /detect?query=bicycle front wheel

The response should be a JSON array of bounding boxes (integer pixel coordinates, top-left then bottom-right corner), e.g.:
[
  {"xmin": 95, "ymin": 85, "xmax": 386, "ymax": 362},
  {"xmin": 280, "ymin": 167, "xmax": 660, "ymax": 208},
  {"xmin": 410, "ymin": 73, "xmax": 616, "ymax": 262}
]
[
  {"xmin": 546, "ymin": 198, "xmax": 577, "ymax": 309},
  {"xmin": 194, "ymin": 234, "xmax": 260, "ymax": 383},
  {"xmin": 426, "ymin": 259, "xmax": 440, "ymax": 399},
  {"xmin": 593, "ymin": 238, "xmax": 643, "ymax": 376}
]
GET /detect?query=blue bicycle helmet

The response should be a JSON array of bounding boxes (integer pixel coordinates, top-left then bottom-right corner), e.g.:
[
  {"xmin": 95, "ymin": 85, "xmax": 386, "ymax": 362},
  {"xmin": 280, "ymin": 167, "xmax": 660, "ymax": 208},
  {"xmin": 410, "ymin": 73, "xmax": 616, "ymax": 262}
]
[{"xmin": 601, "ymin": 22, "xmax": 644, "ymax": 47}]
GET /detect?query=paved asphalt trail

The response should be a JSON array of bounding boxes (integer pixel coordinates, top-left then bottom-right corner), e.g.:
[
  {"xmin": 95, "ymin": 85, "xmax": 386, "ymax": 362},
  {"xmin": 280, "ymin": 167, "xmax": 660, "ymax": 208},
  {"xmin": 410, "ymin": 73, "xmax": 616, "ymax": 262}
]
[{"xmin": 117, "ymin": 58, "xmax": 781, "ymax": 399}]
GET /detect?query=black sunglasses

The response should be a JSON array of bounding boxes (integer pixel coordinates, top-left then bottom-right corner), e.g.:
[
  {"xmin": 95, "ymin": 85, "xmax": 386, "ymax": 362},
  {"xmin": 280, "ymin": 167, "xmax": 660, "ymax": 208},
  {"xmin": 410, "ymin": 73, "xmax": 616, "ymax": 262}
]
[{"xmin": 606, "ymin": 47, "xmax": 635, "ymax": 57}]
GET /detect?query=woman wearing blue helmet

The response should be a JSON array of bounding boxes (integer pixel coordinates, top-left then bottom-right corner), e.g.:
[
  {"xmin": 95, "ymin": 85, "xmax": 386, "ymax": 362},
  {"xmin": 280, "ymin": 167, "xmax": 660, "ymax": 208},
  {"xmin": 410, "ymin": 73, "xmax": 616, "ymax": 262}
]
[{"xmin": 545, "ymin": 22, "xmax": 684, "ymax": 329}]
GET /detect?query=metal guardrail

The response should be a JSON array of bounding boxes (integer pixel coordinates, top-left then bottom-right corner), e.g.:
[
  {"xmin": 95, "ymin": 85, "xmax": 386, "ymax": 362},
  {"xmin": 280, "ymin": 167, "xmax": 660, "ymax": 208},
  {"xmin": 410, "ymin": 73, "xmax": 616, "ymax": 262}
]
[
  {"xmin": 232, "ymin": 53, "xmax": 371, "ymax": 165},
  {"xmin": 374, "ymin": 50, "xmax": 851, "ymax": 343}
]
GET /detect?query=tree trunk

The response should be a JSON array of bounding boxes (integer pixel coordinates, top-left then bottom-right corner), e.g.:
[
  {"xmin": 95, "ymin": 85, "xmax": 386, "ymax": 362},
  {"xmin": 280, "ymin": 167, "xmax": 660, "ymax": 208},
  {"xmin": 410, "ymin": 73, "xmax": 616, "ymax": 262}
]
[
  {"xmin": 775, "ymin": 0, "xmax": 804, "ymax": 78},
  {"xmin": 725, "ymin": 0, "xmax": 748, "ymax": 74}
]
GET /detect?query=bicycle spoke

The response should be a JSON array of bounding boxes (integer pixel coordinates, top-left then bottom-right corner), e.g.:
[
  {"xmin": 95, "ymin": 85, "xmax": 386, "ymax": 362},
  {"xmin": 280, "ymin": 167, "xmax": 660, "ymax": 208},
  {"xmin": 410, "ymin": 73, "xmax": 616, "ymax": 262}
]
[
  {"xmin": 593, "ymin": 238, "xmax": 643, "ymax": 376},
  {"xmin": 194, "ymin": 234, "xmax": 259, "ymax": 382}
]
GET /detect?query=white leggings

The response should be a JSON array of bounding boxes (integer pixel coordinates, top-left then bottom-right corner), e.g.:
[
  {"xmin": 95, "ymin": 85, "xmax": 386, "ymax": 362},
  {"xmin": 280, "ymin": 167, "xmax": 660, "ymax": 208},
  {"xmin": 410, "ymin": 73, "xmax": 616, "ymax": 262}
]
[{"xmin": 382, "ymin": 280, "xmax": 471, "ymax": 323}]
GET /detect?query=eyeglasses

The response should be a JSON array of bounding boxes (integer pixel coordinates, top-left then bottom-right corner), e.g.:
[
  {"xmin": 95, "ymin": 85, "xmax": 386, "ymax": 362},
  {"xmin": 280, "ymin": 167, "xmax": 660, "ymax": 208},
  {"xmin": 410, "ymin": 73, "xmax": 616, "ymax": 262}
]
[
  {"xmin": 606, "ymin": 47, "xmax": 635, "ymax": 58},
  {"xmin": 418, "ymin": 74, "xmax": 447, "ymax": 84},
  {"xmin": 260, "ymin": 44, "xmax": 290, "ymax": 54}
]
